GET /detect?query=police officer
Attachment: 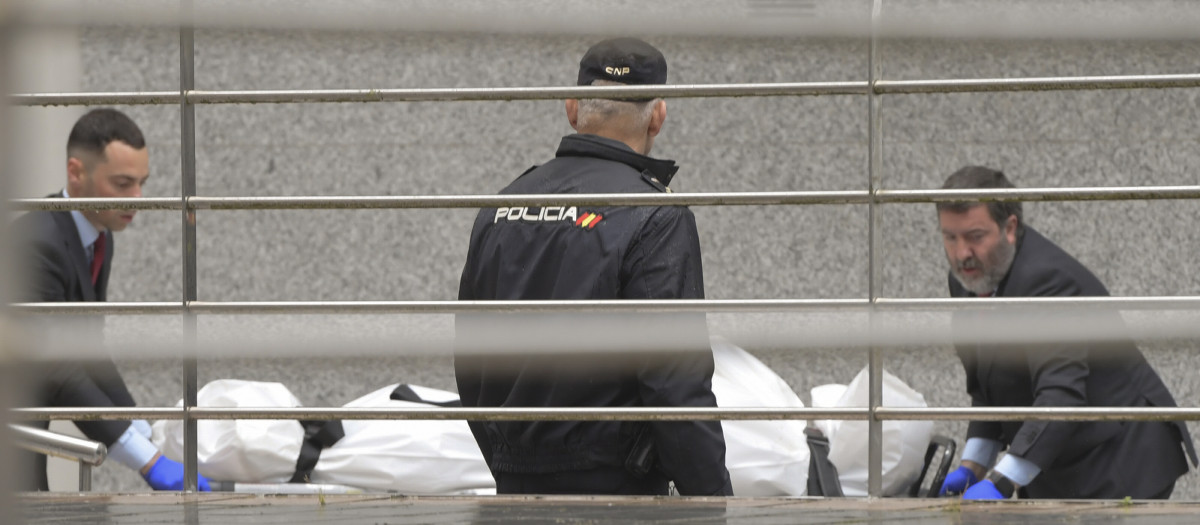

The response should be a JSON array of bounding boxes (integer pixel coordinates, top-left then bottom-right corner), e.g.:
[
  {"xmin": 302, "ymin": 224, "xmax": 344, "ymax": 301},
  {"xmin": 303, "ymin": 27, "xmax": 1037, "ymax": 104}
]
[{"xmin": 455, "ymin": 38, "xmax": 732, "ymax": 496}]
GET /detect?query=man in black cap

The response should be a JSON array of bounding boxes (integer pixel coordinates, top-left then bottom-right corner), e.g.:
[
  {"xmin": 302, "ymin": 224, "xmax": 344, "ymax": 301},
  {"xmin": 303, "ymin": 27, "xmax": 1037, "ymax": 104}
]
[{"xmin": 455, "ymin": 38, "xmax": 732, "ymax": 496}]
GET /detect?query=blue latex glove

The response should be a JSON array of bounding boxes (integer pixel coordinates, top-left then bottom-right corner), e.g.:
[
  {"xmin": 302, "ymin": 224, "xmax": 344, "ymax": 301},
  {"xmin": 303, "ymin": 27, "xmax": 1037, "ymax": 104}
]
[
  {"xmin": 938, "ymin": 465, "xmax": 978, "ymax": 496},
  {"xmin": 143, "ymin": 456, "xmax": 212, "ymax": 491},
  {"xmin": 963, "ymin": 479, "xmax": 1005, "ymax": 500}
]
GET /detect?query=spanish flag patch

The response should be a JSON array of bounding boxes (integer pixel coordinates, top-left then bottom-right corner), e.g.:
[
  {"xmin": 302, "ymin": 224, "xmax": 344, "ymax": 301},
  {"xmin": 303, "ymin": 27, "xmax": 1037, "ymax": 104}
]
[{"xmin": 575, "ymin": 212, "xmax": 603, "ymax": 230}]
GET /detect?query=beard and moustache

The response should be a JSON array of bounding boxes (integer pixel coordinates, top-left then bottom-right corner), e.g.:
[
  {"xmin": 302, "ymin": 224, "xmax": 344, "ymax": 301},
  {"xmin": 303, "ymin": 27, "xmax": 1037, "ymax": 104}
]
[{"xmin": 949, "ymin": 235, "xmax": 1017, "ymax": 296}]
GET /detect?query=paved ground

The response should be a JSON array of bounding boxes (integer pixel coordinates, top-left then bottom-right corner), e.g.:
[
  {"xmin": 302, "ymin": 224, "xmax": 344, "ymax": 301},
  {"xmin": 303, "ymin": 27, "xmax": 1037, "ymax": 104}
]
[{"xmin": 17, "ymin": 493, "xmax": 1200, "ymax": 524}]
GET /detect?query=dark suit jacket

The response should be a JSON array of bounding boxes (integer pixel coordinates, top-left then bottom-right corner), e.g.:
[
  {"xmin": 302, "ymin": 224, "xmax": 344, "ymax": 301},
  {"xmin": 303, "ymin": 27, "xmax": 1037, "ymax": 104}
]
[
  {"xmin": 949, "ymin": 226, "xmax": 1197, "ymax": 498},
  {"xmin": 13, "ymin": 199, "xmax": 136, "ymax": 490}
]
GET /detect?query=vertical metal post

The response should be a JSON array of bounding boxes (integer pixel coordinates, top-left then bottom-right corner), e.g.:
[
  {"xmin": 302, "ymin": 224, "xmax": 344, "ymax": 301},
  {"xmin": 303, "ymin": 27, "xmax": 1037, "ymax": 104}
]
[
  {"xmin": 0, "ymin": 6, "xmax": 18, "ymax": 506},
  {"xmin": 179, "ymin": 0, "xmax": 200, "ymax": 493},
  {"xmin": 866, "ymin": 0, "xmax": 885, "ymax": 499},
  {"xmin": 78, "ymin": 463, "xmax": 92, "ymax": 491}
]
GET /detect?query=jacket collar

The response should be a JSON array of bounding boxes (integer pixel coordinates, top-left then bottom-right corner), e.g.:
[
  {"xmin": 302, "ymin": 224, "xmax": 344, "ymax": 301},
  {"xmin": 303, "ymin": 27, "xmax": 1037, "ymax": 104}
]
[
  {"xmin": 63, "ymin": 188, "xmax": 102, "ymax": 250},
  {"xmin": 990, "ymin": 227, "xmax": 1030, "ymax": 297},
  {"xmin": 555, "ymin": 134, "xmax": 680, "ymax": 186},
  {"xmin": 47, "ymin": 199, "xmax": 99, "ymax": 301}
]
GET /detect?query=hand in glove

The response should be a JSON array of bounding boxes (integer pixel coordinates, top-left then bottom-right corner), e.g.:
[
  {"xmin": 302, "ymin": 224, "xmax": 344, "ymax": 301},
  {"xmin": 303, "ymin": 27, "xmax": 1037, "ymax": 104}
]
[
  {"xmin": 938, "ymin": 465, "xmax": 978, "ymax": 496},
  {"xmin": 963, "ymin": 479, "xmax": 1005, "ymax": 500},
  {"xmin": 142, "ymin": 454, "xmax": 211, "ymax": 491}
]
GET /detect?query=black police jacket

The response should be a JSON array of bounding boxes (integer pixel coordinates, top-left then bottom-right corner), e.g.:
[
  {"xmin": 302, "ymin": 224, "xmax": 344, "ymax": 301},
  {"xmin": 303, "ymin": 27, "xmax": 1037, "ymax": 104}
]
[{"xmin": 455, "ymin": 133, "xmax": 732, "ymax": 496}]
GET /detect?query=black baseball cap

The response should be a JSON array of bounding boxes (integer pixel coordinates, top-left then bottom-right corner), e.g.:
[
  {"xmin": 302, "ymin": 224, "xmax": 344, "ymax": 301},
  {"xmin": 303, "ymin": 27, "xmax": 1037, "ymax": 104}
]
[{"xmin": 577, "ymin": 37, "xmax": 667, "ymax": 86}]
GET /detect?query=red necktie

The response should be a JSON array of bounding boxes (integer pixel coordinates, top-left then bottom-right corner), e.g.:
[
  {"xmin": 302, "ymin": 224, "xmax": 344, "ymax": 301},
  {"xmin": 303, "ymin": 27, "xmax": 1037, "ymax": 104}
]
[{"xmin": 91, "ymin": 233, "xmax": 106, "ymax": 285}]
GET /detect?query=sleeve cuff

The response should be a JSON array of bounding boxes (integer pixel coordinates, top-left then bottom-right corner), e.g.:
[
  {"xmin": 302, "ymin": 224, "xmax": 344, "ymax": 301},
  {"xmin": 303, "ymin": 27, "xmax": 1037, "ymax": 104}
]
[
  {"xmin": 107, "ymin": 425, "xmax": 160, "ymax": 471},
  {"xmin": 993, "ymin": 453, "xmax": 1041, "ymax": 487},
  {"xmin": 130, "ymin": 419, "xmax": 152, "ymax": 439},
  {"xmin": 961, "ymin": 437, "xmax": 1003, "ymax": 468}
]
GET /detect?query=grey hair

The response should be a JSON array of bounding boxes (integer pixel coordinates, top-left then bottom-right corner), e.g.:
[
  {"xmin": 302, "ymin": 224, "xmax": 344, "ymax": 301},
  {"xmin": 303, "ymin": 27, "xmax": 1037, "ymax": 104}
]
[{"xmin": 576, "ymin": 80, "xmax": 659, "ymax": 130}]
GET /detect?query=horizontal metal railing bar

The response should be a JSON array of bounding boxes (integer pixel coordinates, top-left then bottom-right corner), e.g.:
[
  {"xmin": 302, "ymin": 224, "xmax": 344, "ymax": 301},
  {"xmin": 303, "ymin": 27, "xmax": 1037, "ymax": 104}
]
[
  {"xmin": 10, "ymin": 424, "xmax": 107, "ymax": 466},
  {"xmin": 9, "ymin": 83, "xmax": 867, "ymax": 107},
  {"xmin": 12, "ymin": 302, "xmax": 184, "ymax": 315},
  {"xmin": 187, "ymin": 83, "xmax": 869, "ymax": 104},
  {"xmin": 178, "ymin": 407, "xmax": 1200, "ymax": 422},
  {"xmin": 10, "ymin": 73, "xmax": 1200, "ymax": 108},
  {"xmin": 188, "ymin": 192, "xmax": 869, "ymax": 209},
  {"xmin": 875, "ymin": 74, "xmax": 1200, "ymax": 94},
  {"xmin": 11, "ymin": 186, "xmax": 1200, "ymax": 212},
  {"xmin": 10, "ymin": 299, "xmax": 867, "ymax": 315},
  {"xmin": 194, "ymin": 407, "xmax": 854, "ymax": 421},
  {"xmin": 12, "ymin": 408, "xmax": 184, "ymax": 421},
  {"xmin": 874, "ymin": 407, "xmax": 1200, "ymax": 422},
  {"xmin": 13, "ymin": 407, "xmax": 861, "ymax": 421},
  {"xmin": 873, "ymin": 296, "xmax": 1200, "ymax": 310},
  {"xmin": 8, "ymin": 91, "xmax": 181, "ymax": 106},
  {"xmin": 9, "ymin": 197, "xmax": 184, "ymax": 211},
  {"xmin": 191, "ymin": 299, "xmax": 871, "ymax": 314},
  {"xmin": 12, "ymin": 296, "xmax": 1200, "ymax": 315},
  {"xmin": 15, "ymin": 406, "xmax": 1200, "ymax": 422},
  {"xmin": 877, "ymin": 186, "xmax": 1200, "ymax": 203},
  {"xmin": 14, "ymin": 296, "xmax": 1200, "ymax": 316}
]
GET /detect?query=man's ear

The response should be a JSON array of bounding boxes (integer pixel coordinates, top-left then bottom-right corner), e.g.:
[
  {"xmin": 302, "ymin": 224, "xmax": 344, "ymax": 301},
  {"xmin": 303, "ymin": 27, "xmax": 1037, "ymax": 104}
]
[
  {"xmin": 647, "ymin": 99, "xmax": 666, "ymax": 138},
  {"xmin": 1004, "ymin": 215, "xmax": 1018, "ymax": 244},
  {"xmin": 565, "ymin": 99, "xmax": 580, "ymax": 131},
  {"xmin": 67, "ymin": 156, "xmax": 86, "ymax": 186}
]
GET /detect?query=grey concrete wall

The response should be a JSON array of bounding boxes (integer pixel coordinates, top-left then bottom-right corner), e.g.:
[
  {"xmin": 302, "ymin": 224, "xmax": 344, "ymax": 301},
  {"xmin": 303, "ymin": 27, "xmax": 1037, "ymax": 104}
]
[
  {"xmin": 18, "ymin": 2, "xmax": 1198, "ymax": 496},
  {"xmin": 6, "ymin": 26, "xmax": 102, "ymax": 492}
]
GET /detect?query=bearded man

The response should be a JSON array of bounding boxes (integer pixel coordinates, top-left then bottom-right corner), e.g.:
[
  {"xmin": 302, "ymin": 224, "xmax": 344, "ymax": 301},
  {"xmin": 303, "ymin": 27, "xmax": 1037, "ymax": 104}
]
[{"xmin": 934, "ymin": 166, "xmax": 1195, "ymax": 500}]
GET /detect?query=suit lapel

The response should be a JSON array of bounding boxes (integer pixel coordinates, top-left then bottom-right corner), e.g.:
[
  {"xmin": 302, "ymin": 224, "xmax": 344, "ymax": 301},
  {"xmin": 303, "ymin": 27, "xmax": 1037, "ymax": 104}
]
[
  {"xmin": 51, "ymin": 209, "xmax": 97, "ymax": 302},
  {"xmin": 96, "ymin": 231, "xmax": 111, "ymax": 301},
  {"xmin": 950, "ymin": 272, "xmax": 996, "ymax": 404}
]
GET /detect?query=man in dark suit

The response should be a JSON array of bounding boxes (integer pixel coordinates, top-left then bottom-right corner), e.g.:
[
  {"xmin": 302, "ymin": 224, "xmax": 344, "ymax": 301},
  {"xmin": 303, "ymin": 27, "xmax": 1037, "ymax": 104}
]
[
  {"xmin": 934, "ymin": 166, "xmax": 1196, "ymax": 499},
  {"xmin": 13, "ymin": 108, "xmax": 209, "ymax": 491}
]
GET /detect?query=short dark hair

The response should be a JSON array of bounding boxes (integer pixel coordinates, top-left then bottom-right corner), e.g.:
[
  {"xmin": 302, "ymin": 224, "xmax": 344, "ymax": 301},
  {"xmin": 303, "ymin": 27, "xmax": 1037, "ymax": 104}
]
[
  {"xmin": 936, "ymin": 166, "xmax": 1024, "ymax": 235},
  {"xmin": 66, "ymin": 108, "xmax": 145, "ymax": 163}
]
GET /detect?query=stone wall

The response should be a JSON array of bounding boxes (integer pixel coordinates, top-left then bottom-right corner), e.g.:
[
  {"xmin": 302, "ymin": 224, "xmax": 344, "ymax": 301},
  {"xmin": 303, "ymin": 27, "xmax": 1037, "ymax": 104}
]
[{"xmin": 21, "ymin": 2, "xmax": 1197, "ymax": 495}]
